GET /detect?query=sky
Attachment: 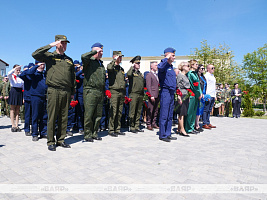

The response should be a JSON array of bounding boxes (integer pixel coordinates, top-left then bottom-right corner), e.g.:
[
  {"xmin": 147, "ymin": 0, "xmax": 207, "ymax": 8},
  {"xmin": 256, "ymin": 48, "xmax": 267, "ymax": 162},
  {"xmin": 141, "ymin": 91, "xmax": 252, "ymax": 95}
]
[{"xmin": 1, "ymin": 0, "xmax": 267, "ymax": 72}]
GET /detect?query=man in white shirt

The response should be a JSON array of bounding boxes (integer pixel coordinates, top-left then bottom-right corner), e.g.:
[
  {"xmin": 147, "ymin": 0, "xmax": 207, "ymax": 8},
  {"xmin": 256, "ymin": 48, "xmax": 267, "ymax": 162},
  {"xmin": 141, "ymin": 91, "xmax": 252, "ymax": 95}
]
[{"xmin": 202, "ymin": 64, "xmax": 216, "ymax": 129}]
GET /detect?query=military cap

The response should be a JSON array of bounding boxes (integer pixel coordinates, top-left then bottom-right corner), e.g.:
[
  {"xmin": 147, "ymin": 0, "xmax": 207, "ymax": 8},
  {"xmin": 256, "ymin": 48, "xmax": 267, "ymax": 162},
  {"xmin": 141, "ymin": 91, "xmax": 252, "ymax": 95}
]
[
  {"xmin": 113, "ymin": 51, "xmax": 124, "ymax": 57},
  {"xmin": 73, "ymin": 60, "xmax": 80, "ymax": 65},
  {"xmin": 91, "ymin": 42, "xmax": 103, "ymax": 49},
  {"xmin": 164, "ymin": 47, "xmax": 176, "ymax": 54},
  {"xmin": 28, "ymin": 63, "xmax": 35, "ymax": 68},
  {"xmin": 130, "ymin": 55, "xmax": 141, "ymax": 63},
  {"xmin": 55, "ymin": 35, "xmax": 70, "ymax": 43},
  {"xmin": 23, "ymin": 65, "xmax": 29, "ymax": 69}
]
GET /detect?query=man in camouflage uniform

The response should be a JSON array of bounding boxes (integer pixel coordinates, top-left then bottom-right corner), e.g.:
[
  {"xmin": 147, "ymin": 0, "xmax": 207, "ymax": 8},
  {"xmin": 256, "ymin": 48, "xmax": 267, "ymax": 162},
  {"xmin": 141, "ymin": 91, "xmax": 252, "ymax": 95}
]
[
  {"xmin": 0, "ymin": 76, "xmax": 10, "ymax": 117},
  {"xmin": 81, "ymin": 42, "xmax": 106, "ymax": 142},
  {"xmin": 224, "ymin": 83, "xmax": 231, "ymax": 117}
]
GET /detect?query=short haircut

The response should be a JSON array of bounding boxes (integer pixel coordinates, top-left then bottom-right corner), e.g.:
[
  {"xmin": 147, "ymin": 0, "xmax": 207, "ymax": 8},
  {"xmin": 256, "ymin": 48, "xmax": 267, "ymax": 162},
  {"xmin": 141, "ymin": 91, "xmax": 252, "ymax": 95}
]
[
  {"xmin": 13, "ymin": 64, "xmax": 20, "ymax": 68},
  {"xmin": 150, "ymin": 61, "xmax": 157, "ymax": 68},
  {"xmin": 178, "ymin": 61, "xmax": 189, "ymax": 71}
]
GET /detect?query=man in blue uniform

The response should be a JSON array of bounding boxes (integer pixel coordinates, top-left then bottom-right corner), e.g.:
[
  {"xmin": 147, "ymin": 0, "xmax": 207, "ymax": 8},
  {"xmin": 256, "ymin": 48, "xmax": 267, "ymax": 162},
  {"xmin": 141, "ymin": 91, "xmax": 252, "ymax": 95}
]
[
  {"xmin": 24, "ymin": 61, "xmax": 48, "ymax": 141},
  {"xmin": 158, "ymin": 48, "xmax": 177, "ymax": 142},
  {"xmin": 19, "ymin": 63, "xmax": 34, "ymax": 136},
  {"xmin": 75, "ymin": 61, "xmax": 84, "ymax": 134}
]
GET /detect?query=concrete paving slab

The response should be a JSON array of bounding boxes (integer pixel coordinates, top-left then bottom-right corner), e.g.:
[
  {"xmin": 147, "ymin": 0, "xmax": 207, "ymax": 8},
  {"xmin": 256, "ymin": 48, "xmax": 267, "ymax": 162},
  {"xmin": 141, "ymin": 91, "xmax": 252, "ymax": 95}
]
[{"xmin": 0, "ymin": 116, "xmax": 267, "ymax": 199}]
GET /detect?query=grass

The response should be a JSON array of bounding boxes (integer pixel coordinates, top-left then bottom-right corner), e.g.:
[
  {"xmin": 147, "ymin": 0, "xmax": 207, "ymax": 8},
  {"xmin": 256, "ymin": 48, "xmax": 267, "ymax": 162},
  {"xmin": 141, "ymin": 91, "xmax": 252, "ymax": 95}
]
[
  {"xmin": 220, "ymin": 113, "xmax": 267, "ymax": 119},
  {"xmin": 241, "ymin": 114, "xmax": 267, "ymax": 119}
]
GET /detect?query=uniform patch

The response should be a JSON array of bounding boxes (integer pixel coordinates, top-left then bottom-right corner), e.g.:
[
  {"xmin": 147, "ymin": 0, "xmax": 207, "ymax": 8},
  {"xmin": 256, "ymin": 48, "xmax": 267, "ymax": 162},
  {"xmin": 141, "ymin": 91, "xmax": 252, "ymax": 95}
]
[
  {"xmin": 66, "ymin": 59, "xmax": 73, "ymax": 65},
  {"xmin": 52, "ymin": 58, "xmax": 61, "ymax": 61}
]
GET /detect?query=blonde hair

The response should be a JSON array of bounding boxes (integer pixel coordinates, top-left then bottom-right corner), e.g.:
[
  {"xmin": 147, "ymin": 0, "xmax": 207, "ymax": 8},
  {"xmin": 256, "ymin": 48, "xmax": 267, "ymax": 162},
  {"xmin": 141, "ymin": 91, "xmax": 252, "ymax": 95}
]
[
  {"xmin": 189, "ymin": 59, "xmax": 197, "ymax": 69},
  {"xmin": 178, "ymin": 62, "xmax": 189, "ymax": 71}
]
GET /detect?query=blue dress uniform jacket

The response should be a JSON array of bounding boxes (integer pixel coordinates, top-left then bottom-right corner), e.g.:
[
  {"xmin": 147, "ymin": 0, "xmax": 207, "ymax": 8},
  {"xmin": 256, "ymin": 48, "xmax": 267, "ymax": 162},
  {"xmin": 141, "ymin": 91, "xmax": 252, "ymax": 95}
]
[
  {"xmin": 158, "ymin": 58, "xmax": 176, "ymax": 91},
  {"xmin": 19, "ymin": 72, "xmax": 32, "ymax": 101},
  {"xmin": 158, "ymin": 58, "xmax": 177, "ymax": 139},
  {"xmin": 26, "ymin": 65, "xmax": 47, "ymax": 97},
  {"xmin": 76, "ymin": 70, "xmax": 84, "ymax": 95}
]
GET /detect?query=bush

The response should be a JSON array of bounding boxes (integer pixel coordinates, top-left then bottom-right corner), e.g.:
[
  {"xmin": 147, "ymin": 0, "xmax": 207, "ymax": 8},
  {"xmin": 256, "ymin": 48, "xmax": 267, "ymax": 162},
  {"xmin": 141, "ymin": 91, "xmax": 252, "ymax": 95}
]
[
  {"xmin": 255, "ymin": 111, "xmax": 265, "ymax": 116},
  {"xmin": 242, "ymin": 92, "xmax": 254, "ymax": 117},
  {"xmin": 252, "ymin": 104, "xmax": 264, "ymax": 109}
]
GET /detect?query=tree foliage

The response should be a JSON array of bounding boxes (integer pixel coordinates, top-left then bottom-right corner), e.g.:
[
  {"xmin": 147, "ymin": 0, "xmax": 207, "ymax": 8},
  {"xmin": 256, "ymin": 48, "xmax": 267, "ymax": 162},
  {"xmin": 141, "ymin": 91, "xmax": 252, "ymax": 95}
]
[
  {"xmin": 190, "ymin": 40, "xmax": 244, "ymax": 86},
  {"xmin": 242, "ymin": 44, "xmax": 267, "ymax": 112}
]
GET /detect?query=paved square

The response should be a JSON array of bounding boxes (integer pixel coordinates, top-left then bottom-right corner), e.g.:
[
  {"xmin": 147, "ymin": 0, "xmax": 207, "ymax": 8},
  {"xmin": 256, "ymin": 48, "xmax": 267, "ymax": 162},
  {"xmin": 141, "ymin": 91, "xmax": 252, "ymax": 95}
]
[{"xmin": 0, "ymin": 116, "xmax": 266, "ymax": 199}]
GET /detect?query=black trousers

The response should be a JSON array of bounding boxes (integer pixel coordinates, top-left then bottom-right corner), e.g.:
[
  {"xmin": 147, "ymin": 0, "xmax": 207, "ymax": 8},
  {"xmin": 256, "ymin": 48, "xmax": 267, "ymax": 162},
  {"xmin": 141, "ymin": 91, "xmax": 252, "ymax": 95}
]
[{"xmin": 232, "ymin": 100, "xmax": 241, "ymax": 117}]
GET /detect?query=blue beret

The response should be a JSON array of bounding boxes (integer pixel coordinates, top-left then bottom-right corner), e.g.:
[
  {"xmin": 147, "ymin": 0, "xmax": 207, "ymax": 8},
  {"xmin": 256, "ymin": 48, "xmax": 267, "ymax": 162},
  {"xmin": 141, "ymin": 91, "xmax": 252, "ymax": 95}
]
[
  {"xmin": 164, "ymin": 47, "xmax": 176, "ymax": 54},
  {"xmin": 4, "ymin": 75, "xmax": 7, "ymax": 77},
  {"xmin": 91, "ymin": 42, "xmax": 103, "ymax": 49},
  {"xmin": 28, "ymin": 63, "xmax": 35, "ymax": 67},
  {"xmin": 24, "ymin": 65, "xmax": 29, "ymax": 69},
  {"xmin": 73, "ymin": 60, "xmax": 80, "ymax": 65},
  {"xmin": 35, "ymin": 60, "xmax": 41, "ymax": 64}
]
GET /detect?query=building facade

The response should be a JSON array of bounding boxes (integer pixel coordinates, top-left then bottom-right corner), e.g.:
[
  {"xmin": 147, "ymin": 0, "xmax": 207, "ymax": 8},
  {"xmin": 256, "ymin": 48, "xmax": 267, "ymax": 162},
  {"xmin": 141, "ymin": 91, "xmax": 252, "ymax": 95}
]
[
  {"xmin": 0, "ymin": 59, "xmax": 9, "ymax": 77},
  {"xmin": 102, "ymin": 55, "xmax": 190, "ymax": 73}
]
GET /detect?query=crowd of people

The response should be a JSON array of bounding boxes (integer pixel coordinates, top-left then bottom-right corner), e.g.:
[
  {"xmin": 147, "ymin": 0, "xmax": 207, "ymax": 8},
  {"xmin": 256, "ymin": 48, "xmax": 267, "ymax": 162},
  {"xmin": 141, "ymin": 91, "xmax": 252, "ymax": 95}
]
[{"xmin": 0, "ymin": 34, "xmax": 242, "ymax": 151}]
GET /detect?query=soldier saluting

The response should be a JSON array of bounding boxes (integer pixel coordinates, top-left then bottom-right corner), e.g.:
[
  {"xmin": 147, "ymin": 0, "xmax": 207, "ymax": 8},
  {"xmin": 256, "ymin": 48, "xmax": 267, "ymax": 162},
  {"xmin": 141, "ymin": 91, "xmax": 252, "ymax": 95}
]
[
  {"xmin": 81, "ymin": 43, "xmax": 106, "ymax": 142},
  {"xmin": 107, "ymin": 51, "xmax": 126, "ymax": 137},
  {"xmin": 32, "ymin": 35, "xmax": 76, "ymax": 151}
]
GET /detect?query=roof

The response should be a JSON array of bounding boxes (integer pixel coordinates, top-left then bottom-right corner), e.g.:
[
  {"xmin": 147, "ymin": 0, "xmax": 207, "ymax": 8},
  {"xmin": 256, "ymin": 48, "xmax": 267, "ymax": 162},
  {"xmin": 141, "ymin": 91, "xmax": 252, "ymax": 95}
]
[
  {"xmin": 101, "ymin": 55, "xmax": 190, "ymax": 61},
  {"xmin": 0, "ymin": 59, "xmax": 9, "ymax": 66}
]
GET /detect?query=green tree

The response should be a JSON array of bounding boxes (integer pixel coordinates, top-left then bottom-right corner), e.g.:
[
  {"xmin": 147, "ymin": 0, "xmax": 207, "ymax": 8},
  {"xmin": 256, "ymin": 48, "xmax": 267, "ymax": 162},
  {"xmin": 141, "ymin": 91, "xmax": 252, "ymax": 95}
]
[
  {"xmin": 190, "ymin": 40, "xmax": 244, "ymax": 86},
  {"xmin": 242, "ymin": 44, "xmax": 267, "ymax": 112}
]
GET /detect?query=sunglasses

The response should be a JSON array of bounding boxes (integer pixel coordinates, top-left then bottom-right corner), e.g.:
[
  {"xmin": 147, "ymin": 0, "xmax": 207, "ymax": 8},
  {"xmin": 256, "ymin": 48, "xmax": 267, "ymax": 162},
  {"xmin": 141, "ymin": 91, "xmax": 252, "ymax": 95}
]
[
  {"xmin": 200, "ymin": 68, "xmax": 205, "ymax": 70},
  {"xmin": 212, "ymin": 67, "xmax": 215, "ymax": 70},
  {"xmin": 136, "ymin": 62, "xmax": 141, "ymax": 65}
]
